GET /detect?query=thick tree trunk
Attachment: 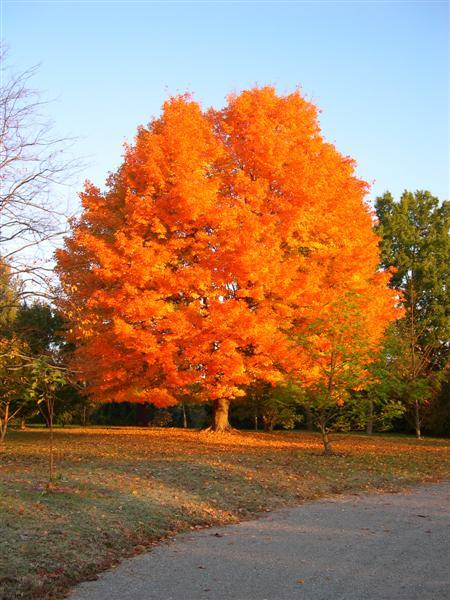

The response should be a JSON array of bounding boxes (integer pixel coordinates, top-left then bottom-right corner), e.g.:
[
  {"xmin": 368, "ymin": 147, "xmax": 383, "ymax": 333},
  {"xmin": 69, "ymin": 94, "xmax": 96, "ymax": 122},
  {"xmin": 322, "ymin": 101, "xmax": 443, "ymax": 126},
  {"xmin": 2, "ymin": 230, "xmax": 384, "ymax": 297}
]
[
  {"xmin": 20, "ymin": 418, "xmax": 26, "ymax": 430},
  {"xmin": 366, "ymin": 399, "xmax": 374, "ymax": 435},
  {"xmin": 319, "ymin": 422, "xmax": 333, "ymax": 455},
  {"xmin": 414, "ymin": 399, "xmax": 421, "ymax": 439},
  {"xmin": 207, "ymin": 399, "xmax": 232, "ymax": 432}
]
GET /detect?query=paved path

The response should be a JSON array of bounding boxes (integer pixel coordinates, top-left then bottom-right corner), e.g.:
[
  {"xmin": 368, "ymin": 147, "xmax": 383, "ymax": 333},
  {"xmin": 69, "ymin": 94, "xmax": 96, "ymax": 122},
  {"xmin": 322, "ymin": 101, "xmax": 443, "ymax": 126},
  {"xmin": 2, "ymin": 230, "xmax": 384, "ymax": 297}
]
[{"xmin": 69, "ymin": 482, "xmax": 450, "ymax": 600}]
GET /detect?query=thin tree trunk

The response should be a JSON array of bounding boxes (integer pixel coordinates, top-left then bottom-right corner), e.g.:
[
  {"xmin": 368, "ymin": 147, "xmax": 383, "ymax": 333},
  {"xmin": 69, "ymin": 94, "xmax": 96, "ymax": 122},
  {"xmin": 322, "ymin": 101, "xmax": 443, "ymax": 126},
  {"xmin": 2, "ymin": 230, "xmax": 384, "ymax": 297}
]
[
  {"xmin": 20, "ymin": 417, "xmax": 26, "ymax": 430},
  {"xmin": 48, "ymin": 400, "xmax": 55, "ymax": 486},
  {"xmin": 49, "ymin": 420, "xmax": 54, "ymax": 483},
  {"xmin": 206, "ymin": 399, "xmax": 232, "ymax": 432},
  {"xmin": 254, "ymin": 406, "xmax": 258, "ymax": 431},
  {"xmin": 0, "ymin": 403, "xmax": 9, "ymax": 442},
  {"xmin": 319, "ymin": 421, "xmax": 333, "ymax": 455},
  {"xmin": 414, "ymin": 399, "xmax": 421, "ymax": 439},
  {"xmin": 410, "ymin": 277, "xmax": 421, "ymax": 440},
  {"xmin": 263, "ymin": 419, "xmax": 274, "ymax": 432},
  {"xmin": 0, "ymin": 406, "xmax": 8, "ymax": 443},
  {"xmin": 366, "ymin": 399, "xmax": 374, "ymax": 435},
  {"xmin": 305, "ymin": 407, "xmax": 314, "ymax": 432},
  {"xmin": 36, "ymin": 394, "xmax": 57, "ymax": 489},
  {"xmin": 181, "ymin": 401, "xmax": 188, "ymax": 429}
]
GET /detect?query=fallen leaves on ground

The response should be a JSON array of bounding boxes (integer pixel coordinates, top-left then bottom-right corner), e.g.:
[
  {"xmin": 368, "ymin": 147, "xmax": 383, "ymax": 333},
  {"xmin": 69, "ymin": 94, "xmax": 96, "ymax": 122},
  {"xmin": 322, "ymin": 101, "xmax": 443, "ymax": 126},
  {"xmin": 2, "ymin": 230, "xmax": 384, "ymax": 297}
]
[{"xmin": 0, "ymin": 427, "xmax": 448, "ymax": 600}]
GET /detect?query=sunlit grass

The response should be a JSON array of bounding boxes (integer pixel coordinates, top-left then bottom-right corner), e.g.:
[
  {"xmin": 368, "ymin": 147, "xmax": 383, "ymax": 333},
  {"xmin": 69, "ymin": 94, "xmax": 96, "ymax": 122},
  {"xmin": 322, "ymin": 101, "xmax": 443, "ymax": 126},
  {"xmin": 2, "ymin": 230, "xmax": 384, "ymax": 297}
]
[{"xmin": 0, "ymin": 427, "xmax": 448, "ymax": 599}]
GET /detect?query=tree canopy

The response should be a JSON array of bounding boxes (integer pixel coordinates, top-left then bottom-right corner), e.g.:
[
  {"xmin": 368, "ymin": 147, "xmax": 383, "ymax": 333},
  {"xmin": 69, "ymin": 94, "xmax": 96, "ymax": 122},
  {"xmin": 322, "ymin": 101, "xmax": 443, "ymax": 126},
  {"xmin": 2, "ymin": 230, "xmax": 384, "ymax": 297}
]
[
  {"xmin": 375, "ymin": 190, "xmax": 449, "ymax": 437},
  {"xmin": 56, "ymin": 87, "xmax": 398, "ymax": 432}
]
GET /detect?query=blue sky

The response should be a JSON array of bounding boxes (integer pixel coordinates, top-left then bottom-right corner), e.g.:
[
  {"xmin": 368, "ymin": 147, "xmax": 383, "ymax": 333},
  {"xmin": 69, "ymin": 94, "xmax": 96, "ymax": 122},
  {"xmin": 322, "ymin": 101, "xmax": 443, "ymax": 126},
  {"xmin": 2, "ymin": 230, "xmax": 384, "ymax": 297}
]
[{"xmin": 2, "ymin": 0, "xmax": 449, "ymax": 212}]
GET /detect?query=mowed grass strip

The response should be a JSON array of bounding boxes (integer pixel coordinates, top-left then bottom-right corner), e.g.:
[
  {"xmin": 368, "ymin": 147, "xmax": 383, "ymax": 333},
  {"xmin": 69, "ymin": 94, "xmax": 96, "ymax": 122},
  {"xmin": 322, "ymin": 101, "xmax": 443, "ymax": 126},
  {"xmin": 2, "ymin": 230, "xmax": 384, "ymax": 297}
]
[{"xmin": 0, "ymin": 428, "xmax": 448, "ymax": 599}]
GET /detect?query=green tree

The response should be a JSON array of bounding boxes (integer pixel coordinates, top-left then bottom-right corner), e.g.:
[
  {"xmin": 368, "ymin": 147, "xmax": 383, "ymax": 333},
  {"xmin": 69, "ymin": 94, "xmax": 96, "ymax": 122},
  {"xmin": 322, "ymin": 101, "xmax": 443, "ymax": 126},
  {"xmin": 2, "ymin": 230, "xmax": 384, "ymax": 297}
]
[
  {"xmin": 355, "ymin": 326, "xmax": 407, "ymax": 435},
  {"xmin": 27, "ymin": 357, "xmax": 67, "ymax": 485},
  {"xmin": 15, "ymin": 301, "xmax": 90, "ymax": 427},
  {"xmin": 297, "ymin": 290, "xmax": 397, "ymax": 454},
  {"xmin": 0, "ymin": 263, "xmax": 29, "ymax": 441},
  {"xmin": 0, "ymin": 335, "xmax": 31, "ymax": 441},
  {"xmin": 14, "ymin": 302, "xmax": 64, "ymax": 356},
  {"xmin": 232, "ymin": 381, "xmax": 303, "ymax": 432},
  {"xmin": 375, "ymin": 190, "xmax": 449, "ymax": 438},
  {"xmin": 423, "ymin": 373, "xmax": 450, "ymax": 436}
]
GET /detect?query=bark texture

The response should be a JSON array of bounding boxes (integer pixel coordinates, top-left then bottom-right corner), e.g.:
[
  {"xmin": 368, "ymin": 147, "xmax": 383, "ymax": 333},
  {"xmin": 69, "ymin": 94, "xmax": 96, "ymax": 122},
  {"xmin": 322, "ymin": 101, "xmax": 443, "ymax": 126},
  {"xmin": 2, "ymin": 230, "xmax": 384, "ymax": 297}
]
[
  {"xmin": 205, "ymin": 399, "xmax": 232, "ymax": 432},
  {"xmin": 320, "ymin": 424, "xmax": 333, "ymax": 455}
]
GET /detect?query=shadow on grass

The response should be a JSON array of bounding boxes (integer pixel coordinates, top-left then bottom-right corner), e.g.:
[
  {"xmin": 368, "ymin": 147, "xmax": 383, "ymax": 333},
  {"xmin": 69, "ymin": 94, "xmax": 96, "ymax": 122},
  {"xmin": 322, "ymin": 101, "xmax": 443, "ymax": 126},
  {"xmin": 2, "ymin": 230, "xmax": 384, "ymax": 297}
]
[{"xmin": 1, "ymin": 428, "xmax": 448, "ymax": 599}]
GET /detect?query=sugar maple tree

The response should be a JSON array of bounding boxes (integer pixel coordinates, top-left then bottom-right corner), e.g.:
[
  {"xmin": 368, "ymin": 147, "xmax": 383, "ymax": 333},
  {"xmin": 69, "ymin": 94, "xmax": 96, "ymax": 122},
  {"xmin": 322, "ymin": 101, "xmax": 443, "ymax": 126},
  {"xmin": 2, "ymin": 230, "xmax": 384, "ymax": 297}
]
[{"xmin": 56, "ymin": 87, "xmax": 398, "ymax": 431}]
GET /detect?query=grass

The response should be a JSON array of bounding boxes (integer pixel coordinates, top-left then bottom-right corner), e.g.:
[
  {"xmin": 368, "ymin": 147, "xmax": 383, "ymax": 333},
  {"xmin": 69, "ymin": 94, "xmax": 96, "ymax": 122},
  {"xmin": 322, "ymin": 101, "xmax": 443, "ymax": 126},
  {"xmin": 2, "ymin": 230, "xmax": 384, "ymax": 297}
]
[{"xmin": 0, "ymin": 427, "xmax": 448, "ymax": 599}]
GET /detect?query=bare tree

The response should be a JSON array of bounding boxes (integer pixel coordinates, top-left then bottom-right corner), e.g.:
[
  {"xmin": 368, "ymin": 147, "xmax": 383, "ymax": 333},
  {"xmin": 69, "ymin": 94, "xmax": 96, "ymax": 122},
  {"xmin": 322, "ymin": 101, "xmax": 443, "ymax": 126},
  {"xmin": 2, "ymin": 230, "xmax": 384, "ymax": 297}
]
[{"xmin": 0, "ymin": 49, "xmax": 79, "ymax": 307}]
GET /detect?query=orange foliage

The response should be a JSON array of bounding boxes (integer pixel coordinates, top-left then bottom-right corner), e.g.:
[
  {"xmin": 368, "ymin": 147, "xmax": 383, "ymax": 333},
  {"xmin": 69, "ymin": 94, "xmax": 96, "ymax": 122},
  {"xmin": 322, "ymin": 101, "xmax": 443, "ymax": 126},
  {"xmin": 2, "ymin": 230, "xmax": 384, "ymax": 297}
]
[{"xmin": 56, "ymin": 87, "xmax": 399, "ymax": 408}]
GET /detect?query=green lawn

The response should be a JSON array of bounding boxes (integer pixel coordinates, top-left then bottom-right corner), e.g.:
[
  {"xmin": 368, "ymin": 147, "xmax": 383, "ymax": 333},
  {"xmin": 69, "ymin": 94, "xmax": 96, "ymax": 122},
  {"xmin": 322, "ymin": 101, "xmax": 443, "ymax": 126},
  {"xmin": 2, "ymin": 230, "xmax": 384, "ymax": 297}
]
[{"xmin": 0, "ymin": 427, "xmax": 448, "ymax": 599}]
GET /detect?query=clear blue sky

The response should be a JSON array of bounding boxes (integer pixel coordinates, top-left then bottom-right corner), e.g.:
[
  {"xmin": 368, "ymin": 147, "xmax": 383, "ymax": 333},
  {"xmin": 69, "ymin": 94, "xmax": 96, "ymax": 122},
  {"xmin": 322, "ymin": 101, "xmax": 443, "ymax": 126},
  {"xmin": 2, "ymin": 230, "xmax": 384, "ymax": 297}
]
[{"xmin": 2, "ymin": 0, "xmax": 449, "ymax": 211}]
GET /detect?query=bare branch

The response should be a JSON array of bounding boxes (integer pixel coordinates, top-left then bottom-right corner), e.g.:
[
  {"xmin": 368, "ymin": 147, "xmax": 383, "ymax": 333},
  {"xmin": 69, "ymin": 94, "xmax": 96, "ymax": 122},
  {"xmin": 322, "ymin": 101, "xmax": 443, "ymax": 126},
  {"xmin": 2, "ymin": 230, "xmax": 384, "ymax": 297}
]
[{"xmin": 0, "ymin": 49, "xmax": 83, "ymax": 308}]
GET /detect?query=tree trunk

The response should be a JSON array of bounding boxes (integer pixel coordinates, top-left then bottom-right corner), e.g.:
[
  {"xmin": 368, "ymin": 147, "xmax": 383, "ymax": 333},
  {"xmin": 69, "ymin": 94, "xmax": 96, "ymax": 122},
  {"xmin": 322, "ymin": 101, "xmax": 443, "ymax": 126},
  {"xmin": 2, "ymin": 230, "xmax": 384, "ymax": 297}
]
[
  {"xmin": 262, "ymin": 410, "xmax": 276, "ymax": 432},
  {"xmin": 319, "ymin": 422, "xmax": 333, "ymax": 455},
  {"xmin": 181, "ymin": 401, "xmax": 188, "ymax": 428},
  {"xmin": 48, "ymin": 398, "xmax": 56, "ymax": 486},
  {"xmin": 254, "ymin": 407, "xmax": 258, "ymax": 431},
  {"xmin": 0, "ymin": 420, "xmax": 6, "ymax": 443},
  {"xmin": 366, "ymin": 399, "xmax": 374, "ymax": 435},
  {"xmin": 263, "ymin": 419, "xmax": 274, "ymax": 432},
  {"xmin": 20, "ymin": 418, "xmax": 26, "ymax": 430},
  {"xmin": 207, "ymin": 399, "xmax": 232, "ymax": 432},
  {"xmin": 305, "ymin": 407, "xmax": 314, "ymax": 432},
  {"xmin": 49, "ymin": 419, "xmax": 54, "ymax": 483},
  {"xmin": 0, "ymin": 403, "xmax": 10, "ymax": 443},
  {"xmin": 414, "ymin": 399, "xmax": 421, "ymax": 439}
]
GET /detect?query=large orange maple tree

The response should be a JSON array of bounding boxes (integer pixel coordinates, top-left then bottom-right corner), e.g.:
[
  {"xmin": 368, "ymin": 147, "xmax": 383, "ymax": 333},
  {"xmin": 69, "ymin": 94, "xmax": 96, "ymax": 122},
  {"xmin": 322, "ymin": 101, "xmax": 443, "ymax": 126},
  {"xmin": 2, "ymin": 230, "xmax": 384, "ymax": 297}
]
[{"xmin": 56, "ymin": 87, "xmax": 398, "ymax": 431}]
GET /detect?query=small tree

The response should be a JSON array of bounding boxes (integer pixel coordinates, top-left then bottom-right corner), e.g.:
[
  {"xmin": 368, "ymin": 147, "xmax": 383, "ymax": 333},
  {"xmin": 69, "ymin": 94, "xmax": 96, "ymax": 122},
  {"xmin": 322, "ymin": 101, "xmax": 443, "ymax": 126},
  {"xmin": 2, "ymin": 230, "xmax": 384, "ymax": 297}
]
[
  {"xmin": 299, "ymin": 290, "xmax": 398, "ymax": 454},
  {"xmin": 27, "ymin": 357, "xmax": 67, "ymax": 486},
  {"xmin": 0, "ymin": 335, "xmax": 32, "ymax": 441}
]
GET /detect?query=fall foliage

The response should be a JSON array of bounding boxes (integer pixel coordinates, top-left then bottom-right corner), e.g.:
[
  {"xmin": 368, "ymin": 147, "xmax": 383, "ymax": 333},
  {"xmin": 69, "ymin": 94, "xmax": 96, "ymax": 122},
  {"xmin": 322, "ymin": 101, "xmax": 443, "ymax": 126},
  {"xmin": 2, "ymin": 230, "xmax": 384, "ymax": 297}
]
[{"xmin": 56, "ymin": 87, "xmax": 398, "ymax": 431}]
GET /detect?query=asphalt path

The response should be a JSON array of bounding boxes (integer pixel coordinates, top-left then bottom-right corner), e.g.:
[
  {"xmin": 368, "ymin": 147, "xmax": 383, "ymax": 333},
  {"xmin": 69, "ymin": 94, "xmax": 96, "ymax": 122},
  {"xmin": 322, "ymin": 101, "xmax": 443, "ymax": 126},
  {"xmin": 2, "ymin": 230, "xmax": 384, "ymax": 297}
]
[{"xmin": 69, "ymin": 482, "xmax": 450, "ymax": 600}]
